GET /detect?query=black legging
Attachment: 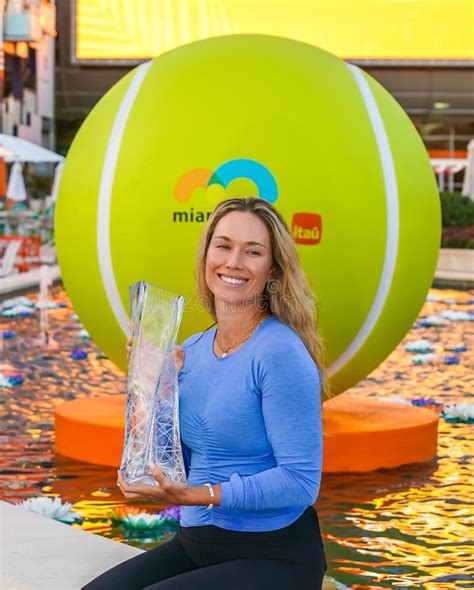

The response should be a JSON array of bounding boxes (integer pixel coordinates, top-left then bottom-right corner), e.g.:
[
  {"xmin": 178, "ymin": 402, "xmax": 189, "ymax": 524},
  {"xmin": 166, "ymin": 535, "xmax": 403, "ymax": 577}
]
[{"xmin": 82, "ymin": 506, "xmax": 327, "ymax": 590}]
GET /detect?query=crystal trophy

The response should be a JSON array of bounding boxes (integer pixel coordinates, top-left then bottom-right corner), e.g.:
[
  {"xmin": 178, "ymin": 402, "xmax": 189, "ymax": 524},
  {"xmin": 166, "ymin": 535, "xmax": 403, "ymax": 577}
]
[{"xmin": 120, "ymin": 281, "xmax": 187, "ymax": 487}]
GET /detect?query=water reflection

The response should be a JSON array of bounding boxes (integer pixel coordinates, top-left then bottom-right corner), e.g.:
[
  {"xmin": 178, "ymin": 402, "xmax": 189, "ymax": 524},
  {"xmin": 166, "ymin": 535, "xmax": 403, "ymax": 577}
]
[
  {"xmin": 317, "ymin": 289, "xmax": 473, "ymax": 588},
  {"xmin": 1, "ymin": 286, "xmax": 472, "ymax": 587}
]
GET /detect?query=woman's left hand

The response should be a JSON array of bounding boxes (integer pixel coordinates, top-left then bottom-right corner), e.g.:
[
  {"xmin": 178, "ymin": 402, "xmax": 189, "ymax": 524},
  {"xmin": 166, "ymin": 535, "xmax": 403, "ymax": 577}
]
[{"xmin": 117, "ymin": 465, "xmax": 188, "ymax": 504}]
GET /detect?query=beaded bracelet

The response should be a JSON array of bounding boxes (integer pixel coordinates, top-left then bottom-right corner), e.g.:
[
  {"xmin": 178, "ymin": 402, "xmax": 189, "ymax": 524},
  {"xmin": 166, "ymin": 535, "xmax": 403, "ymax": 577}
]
[{"xmin": 204, "ymin": 482, "xmax": 215, "ymax": 510}]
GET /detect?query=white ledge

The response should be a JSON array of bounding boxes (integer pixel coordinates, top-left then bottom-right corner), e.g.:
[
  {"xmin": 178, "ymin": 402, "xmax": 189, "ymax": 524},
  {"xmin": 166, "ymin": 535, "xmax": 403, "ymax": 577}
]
[
  {"xmin": 0, "ymin": 501, "xmax": 142, "ymax": 589},
  {"xmin": 436, "ymin": 248, "xmax": 474, "ymax": 283}
]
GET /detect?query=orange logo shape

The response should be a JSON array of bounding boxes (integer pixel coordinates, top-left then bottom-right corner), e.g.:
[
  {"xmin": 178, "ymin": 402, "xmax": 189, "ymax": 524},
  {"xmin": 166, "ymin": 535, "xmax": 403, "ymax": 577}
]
[
  {"xmin": 291, "ymin": 213, "xmax": 322, "ymax": 245},
  {"xmin": 174, "ymin": 169, "xmax": 213, "ymax": 203}
]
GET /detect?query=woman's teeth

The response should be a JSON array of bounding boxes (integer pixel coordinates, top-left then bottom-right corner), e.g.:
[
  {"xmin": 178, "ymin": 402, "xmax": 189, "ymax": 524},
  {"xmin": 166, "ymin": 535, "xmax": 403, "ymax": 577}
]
[{"xmin": 219, "ymin": 274, "xmax": 248, "ymax": 285}]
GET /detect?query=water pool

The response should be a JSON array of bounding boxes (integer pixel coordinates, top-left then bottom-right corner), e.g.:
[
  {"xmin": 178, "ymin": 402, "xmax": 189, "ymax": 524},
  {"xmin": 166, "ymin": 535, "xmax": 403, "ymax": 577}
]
[{"xmin": 1, "ymin": 286, "xmax": 472, "ymax": 589}]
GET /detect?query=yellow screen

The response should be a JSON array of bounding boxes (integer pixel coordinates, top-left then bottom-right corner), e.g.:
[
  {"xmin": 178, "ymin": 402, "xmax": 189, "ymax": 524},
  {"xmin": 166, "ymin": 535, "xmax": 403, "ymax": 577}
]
[{"xmin": 75, "ymin": 0, "xmax": 474, "ymax": 61}]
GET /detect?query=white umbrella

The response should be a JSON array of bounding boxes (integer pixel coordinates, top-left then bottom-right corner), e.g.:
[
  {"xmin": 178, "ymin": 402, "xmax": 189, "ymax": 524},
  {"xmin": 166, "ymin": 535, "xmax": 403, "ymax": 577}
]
[
  {"xmin": 6, "ymin": 161, "xmax": 27, "ymax": 201},
  {"xmin": 0, "ymin": 134, "xmax": 64, "ymax": 164},
  {"xmin": 462, "ymin": 139, "xmax": 474, "ymax": 201},
  {"xmin": 50, "ymin": 161, "xmax": 64, "ymax": 203}
]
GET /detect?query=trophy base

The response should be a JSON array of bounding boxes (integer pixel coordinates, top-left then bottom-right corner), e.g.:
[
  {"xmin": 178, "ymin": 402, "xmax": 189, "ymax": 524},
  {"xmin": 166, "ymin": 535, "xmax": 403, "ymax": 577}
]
[
  {"xmin": 55, "ymin": 394, "xmax": 438, "ymax": 471},
  {"xmin": 124, "ymin": 474, "xmax": 160, "ymax": 487}
]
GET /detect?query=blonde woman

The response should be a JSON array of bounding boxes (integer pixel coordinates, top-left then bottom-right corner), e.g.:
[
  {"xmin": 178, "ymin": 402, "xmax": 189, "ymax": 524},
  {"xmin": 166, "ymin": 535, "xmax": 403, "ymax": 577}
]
[{"xmin": 83, "ymin": 197, "xmax": 328, "ymax": 590}]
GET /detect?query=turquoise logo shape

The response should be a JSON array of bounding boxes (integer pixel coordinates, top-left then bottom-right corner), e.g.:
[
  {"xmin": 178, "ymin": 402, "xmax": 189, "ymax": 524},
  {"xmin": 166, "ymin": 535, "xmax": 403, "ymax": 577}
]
[{"xmin": 210, "ymin": 158, "xmax": 279, "ymax": 203}]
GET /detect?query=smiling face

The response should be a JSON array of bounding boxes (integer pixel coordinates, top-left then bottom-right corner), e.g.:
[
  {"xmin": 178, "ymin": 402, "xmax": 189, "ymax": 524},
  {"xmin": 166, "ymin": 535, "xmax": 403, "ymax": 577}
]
[{"xmin": 205, "ymin": 211, "xmax": 274, "ymax": 310}]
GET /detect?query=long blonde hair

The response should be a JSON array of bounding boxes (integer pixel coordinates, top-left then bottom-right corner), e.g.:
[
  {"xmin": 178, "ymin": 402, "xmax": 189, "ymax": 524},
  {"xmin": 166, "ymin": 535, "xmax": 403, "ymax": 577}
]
[{"xmin": 195, "ymin": 197, "xmax": 330, "ymax": 400}]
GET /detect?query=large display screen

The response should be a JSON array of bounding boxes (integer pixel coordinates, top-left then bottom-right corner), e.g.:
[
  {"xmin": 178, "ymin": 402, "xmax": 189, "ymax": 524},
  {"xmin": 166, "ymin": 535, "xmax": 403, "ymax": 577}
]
[{"xmin": 73, "ymin": 0, "xmax": 474, "ymax": 63}]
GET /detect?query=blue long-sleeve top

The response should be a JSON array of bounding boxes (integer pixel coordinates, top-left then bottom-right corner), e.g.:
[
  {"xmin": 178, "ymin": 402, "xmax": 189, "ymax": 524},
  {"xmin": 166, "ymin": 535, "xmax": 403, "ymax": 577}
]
[{"xmin": 178, "ymin": 315, "xmax": 322, "ymax": 532}]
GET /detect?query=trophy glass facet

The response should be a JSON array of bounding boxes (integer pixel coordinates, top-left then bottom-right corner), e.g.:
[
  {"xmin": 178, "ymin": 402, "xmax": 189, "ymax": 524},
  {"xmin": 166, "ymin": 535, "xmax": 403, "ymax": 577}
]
[{"xmin": 120, "ymin": 281, "xmax": 187, "ymax": 487}]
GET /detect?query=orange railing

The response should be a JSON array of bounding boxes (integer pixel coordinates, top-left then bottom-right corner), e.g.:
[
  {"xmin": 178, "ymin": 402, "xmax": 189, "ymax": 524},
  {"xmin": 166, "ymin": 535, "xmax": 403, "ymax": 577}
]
[{"xmin": 0, "ymin": 235, "xmax": 42, "ymax": 272}]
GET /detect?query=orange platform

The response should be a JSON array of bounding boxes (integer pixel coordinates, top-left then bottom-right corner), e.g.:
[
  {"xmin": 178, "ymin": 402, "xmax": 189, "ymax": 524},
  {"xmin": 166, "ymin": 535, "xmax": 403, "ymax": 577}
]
[
  {"xmin": 55, "ymin": 396, "xmax": 126, "ymax": 467},
  {"xmin": 322, "ymin": 394, "xmax": 438, "ymax": 472},
  {"xmin": 55, "ymin": 394, "xmax": 439, "ymax": 472}
]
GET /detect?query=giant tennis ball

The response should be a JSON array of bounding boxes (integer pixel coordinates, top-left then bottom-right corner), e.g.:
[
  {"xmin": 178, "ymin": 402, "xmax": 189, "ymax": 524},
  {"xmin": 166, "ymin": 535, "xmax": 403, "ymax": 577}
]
[{"xmin": 55, "ymin": 35, "xmax": 440, "ymax": 394}]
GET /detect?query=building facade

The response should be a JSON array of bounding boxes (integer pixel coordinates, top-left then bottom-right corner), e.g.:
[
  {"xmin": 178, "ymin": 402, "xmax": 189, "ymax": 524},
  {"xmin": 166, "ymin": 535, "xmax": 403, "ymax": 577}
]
[{"xmin": 1, "ymin": 0, "xmax": 57, "ymax": 148}]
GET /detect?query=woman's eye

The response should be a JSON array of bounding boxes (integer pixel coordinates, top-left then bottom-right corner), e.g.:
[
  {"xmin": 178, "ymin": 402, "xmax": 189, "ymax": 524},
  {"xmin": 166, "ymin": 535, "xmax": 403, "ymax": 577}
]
[{"xmin": 214, "ymin": 244, "xmax": 260, "ymax": 255}]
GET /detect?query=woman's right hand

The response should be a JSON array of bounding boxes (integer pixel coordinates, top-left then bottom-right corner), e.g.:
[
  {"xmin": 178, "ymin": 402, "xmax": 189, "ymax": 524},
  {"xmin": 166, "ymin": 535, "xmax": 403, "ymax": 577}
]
[
  {"xmin": 126, "ymin": 323, "xmax": 185, "ymax": 372},
  {"xmin": 173, "ymin": 345, "xmax": 185, "ymax": 373}
]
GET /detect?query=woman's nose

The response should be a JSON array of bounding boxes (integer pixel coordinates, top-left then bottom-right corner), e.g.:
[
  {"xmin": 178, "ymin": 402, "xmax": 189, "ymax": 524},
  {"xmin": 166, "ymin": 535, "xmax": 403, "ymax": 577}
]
[{"xmin": 225, "ymin": 249, "xmax": 244, "ymax": 269}]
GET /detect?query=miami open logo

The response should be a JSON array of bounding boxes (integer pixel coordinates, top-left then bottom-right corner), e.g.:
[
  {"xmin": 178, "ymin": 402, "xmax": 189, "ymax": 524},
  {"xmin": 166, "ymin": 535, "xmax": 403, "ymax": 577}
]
[
  {"xmin": 173, "ymin": 158, "xmax": 278, "ymax": 223},
  {"xmin": 173, "ymin": 157, "xmax": 321, "ymax": 245}
]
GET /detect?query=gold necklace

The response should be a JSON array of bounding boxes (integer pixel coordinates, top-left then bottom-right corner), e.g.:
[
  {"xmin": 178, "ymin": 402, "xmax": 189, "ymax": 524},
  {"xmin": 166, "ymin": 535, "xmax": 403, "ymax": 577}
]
[{"xmin": 216, "ymin": 315, "xmax": 268, "ymax": 358}]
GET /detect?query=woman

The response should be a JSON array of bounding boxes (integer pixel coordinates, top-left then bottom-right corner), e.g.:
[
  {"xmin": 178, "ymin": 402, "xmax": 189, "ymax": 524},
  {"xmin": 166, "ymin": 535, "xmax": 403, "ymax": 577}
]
[{"xmin": 83, "ymin": 197, "xmax": 328, "ymax": 590}]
